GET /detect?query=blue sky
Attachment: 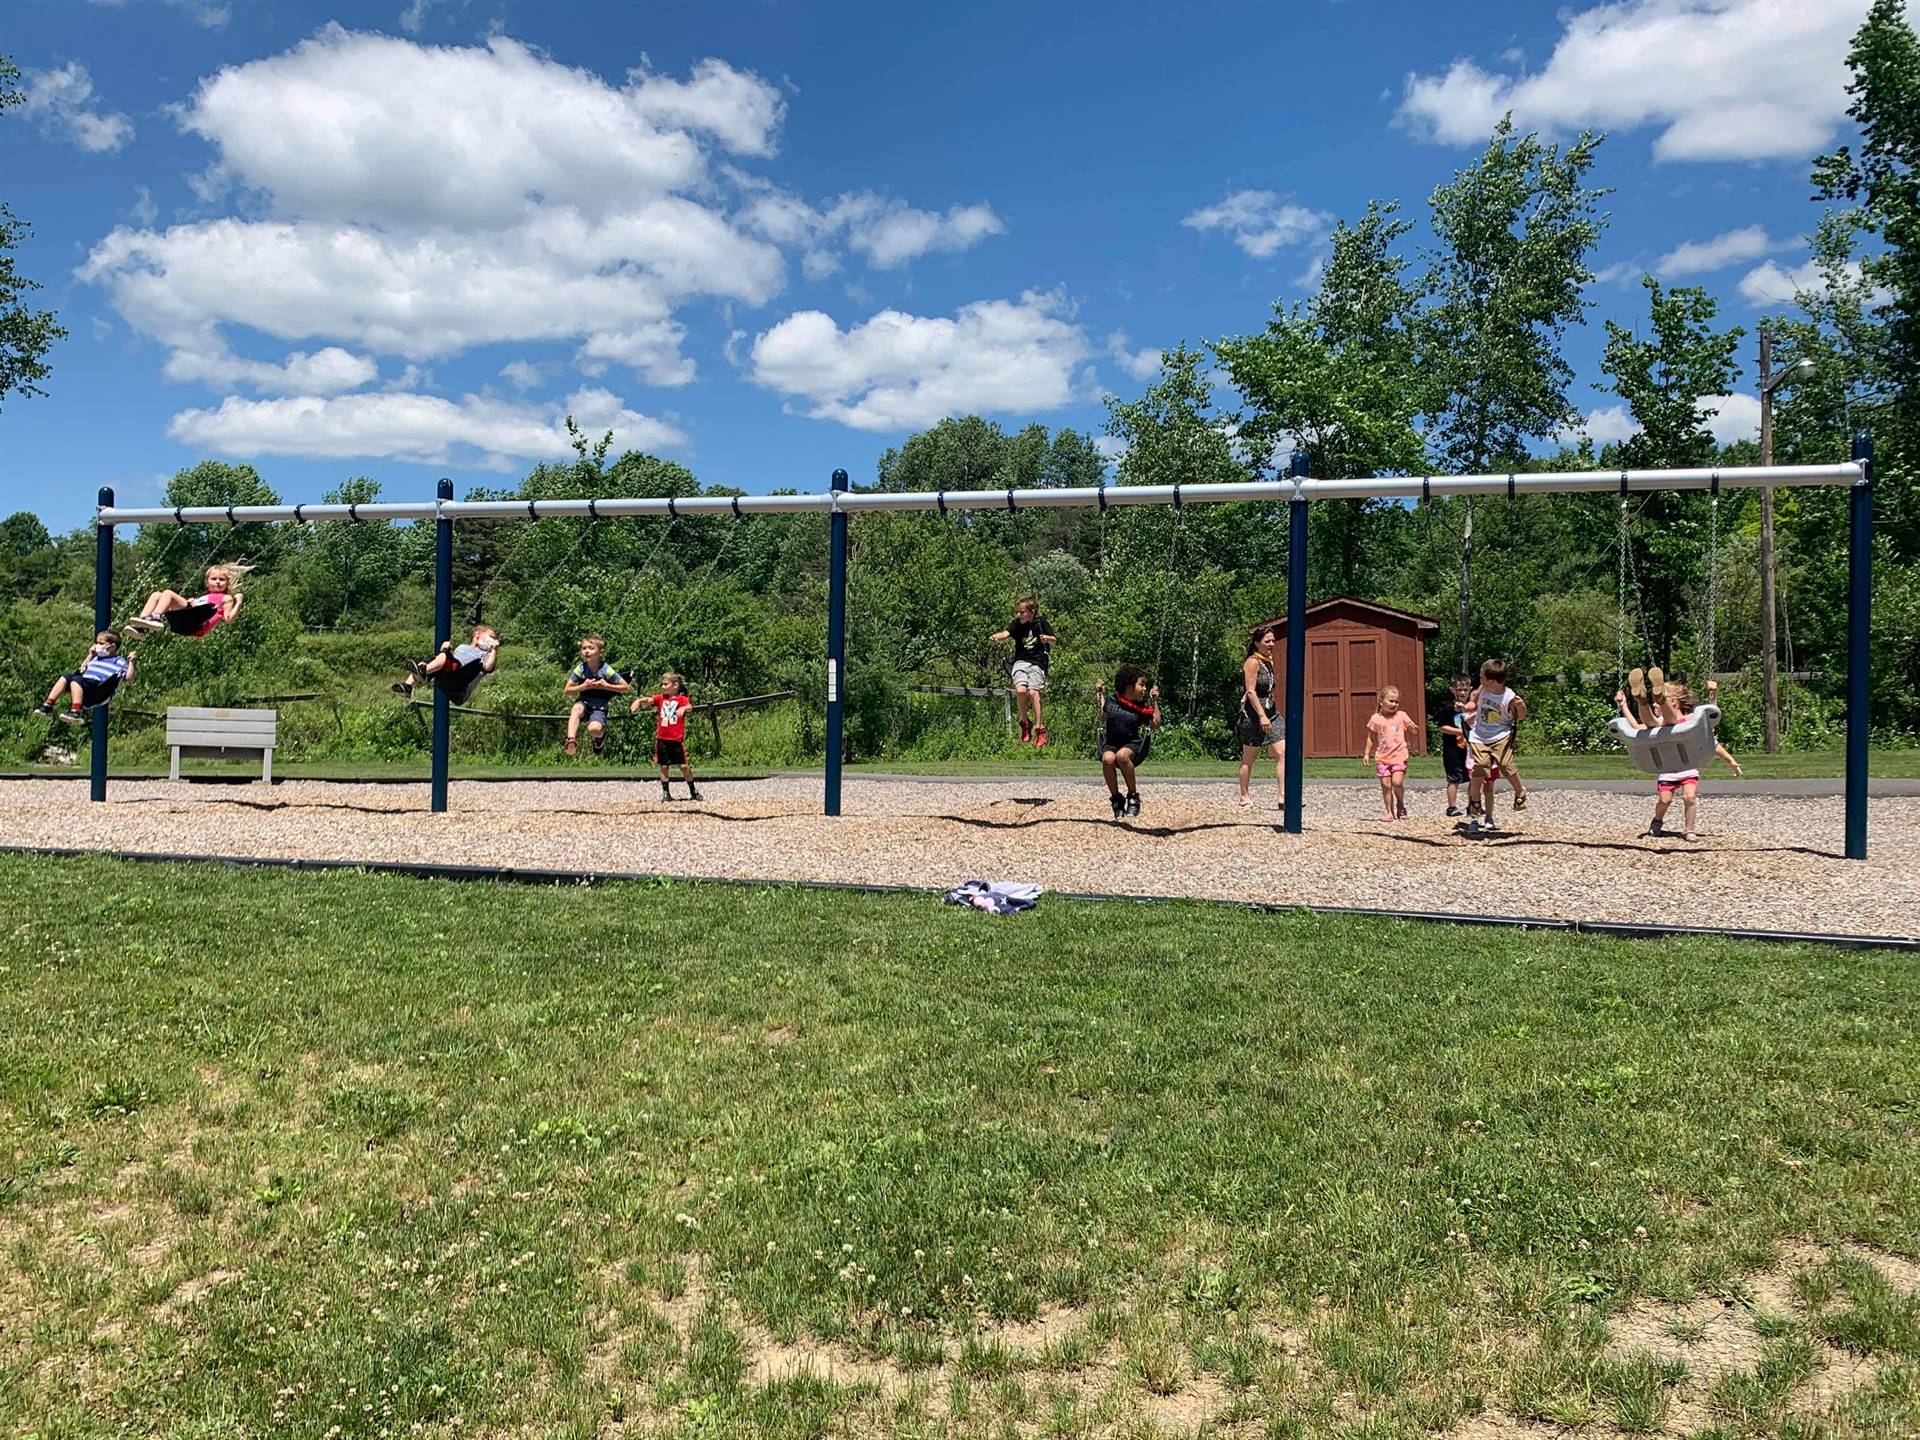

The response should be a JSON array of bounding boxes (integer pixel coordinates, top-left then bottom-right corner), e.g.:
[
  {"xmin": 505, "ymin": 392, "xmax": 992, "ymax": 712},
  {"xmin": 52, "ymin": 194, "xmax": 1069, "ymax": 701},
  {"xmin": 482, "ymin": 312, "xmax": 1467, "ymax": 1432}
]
[{"xmin": 2, "ymin": 0, "xmax": 1869, "ymax": 531}]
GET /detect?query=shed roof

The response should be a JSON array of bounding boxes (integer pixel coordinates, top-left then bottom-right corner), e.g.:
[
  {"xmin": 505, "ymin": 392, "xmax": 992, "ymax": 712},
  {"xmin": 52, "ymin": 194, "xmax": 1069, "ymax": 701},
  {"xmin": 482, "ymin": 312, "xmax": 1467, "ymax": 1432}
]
[{"xmin": 1248, "ymin": 596, "xmax": 1441, "ymax": 636}]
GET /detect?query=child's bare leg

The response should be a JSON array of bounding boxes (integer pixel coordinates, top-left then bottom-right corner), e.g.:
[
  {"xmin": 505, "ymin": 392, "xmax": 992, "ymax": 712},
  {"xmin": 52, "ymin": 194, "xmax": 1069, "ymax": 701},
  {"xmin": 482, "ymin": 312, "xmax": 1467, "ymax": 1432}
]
[
  {"xmin": 587, "ymin": 719, "xmax": 605, "ymax": 744},
  {"xmin": 44, "ymin": 677, "xmax": 71, "ymax": 706},
  {"xmin": 566, "ymin": 702, "xmax": 584, "ymax": 741},
  {"xmin": 1378, "ymin": 774, "xmax": 1393, "ymax": 817},
  {"xmin": 140, "ymin": 588, "xmax": 186, "ymax": 615},
  {"xmin": 421, "ymin": 651, "xmax": 451, "ymax": 675},
  {"xmin": 1652, "ymin": 791, "xmax": 1673, "ymax": 828},
  {"xmin": 1029, "ymin": 691, "xmax": 1044, "ymax": 731},
  {"xmin": 1392, "ymin": 773, "xmax": 1407, "ymax": 812},
  {"xmin": 1116, "ymin": 751, "xmax": 1138, "ymax": 793},
  {"xmin": 1101, "ymin": 752, "xmax": 1121, "ymax": 795},
  {"xmin": 1682, "ymin": 783, "xmax": 1699, "ymax": 837}
]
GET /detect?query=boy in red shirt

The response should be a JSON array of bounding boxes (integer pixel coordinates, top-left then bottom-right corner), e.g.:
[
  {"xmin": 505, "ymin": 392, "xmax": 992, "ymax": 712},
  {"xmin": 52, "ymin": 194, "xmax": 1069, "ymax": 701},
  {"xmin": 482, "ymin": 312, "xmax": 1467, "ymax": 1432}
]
[{"xmin": 632, "ymin": 671, "xmax": 701, "ymax": 801}]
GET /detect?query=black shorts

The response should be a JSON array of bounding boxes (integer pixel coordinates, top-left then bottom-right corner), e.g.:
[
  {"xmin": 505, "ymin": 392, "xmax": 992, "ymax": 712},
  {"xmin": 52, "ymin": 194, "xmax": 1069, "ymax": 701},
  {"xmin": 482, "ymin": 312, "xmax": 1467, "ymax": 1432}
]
[
  {"xmin": 433, "ymin": 659, "xmax": 488, "ymax": 706},
  {"xmin": 1442, "ymin": 743, "xmax": 1468, "ymax": 783},
  {"xmin": 166, "ymin": 602, "xmax": 219, "ymax": 635},
  {"xmin": 654, "ymin": 738, "xmax": 686, "ymax": 766},
  {"xmin": 65, "ymin": 674, "xmax": 121, "ymax": 707},
  {"xmin": 1103, "ymin": 731, "xmax": 1150, "ymax": 766}
]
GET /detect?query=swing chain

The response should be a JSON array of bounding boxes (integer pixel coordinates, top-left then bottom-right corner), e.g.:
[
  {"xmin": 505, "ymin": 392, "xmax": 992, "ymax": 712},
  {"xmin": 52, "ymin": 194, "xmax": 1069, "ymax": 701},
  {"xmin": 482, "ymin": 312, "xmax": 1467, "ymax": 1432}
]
[{"xmin": 1705, "ymin": 473, "xmax": 1720, "ymax": 679}]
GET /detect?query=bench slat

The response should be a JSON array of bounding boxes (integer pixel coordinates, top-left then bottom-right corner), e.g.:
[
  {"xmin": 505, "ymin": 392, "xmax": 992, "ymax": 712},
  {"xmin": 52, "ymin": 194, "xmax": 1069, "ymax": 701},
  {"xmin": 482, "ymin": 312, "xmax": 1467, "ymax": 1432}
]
[
  {"xmin": 167, "ymin": 732, "xmax": 278, "ymax": 750},
  {"xmin": 164, "ymin": 707, "xmax": 279, "ymax": 721}
]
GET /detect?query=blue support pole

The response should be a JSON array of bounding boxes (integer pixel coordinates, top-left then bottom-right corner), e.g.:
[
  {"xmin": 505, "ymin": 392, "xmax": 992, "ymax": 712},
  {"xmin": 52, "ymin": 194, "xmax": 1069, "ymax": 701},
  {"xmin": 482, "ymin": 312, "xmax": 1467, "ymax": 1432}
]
[
  {"xmin": 1845, "ymin": 435, "xmax": 1872, "ymax": 860},
  {"xmin": 91, "ymin": 487, "xmax": 114, "ymax": 804},
  {"xmin": 824, "ymin": 469, "xmax": 850, "ymax": 817},
  {"xmin": 1282, "ymin": 452, "xmax": 1309, "ymax": 835},
  {"xmin": 431, "ymin": 476, "xmax": 454, "ymax": 815}
]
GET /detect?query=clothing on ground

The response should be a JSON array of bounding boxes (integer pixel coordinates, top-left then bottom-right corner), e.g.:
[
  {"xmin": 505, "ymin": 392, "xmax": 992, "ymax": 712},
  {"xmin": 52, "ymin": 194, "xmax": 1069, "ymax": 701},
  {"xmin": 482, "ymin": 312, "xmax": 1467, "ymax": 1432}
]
[{"xmin": 941, "ymin": 880, "xmax": 1044, "ymax": 915}]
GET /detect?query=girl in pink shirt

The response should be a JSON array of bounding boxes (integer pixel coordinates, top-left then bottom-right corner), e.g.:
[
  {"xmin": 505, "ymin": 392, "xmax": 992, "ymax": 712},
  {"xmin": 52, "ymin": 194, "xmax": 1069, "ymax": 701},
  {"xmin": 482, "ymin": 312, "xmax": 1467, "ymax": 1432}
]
[
  {"xmin": 1362, "ymin": 685, "xmax": 1414, "ymax": 820},
  {"xmin": 128, "ymin": 564, "xmax": 247, "ymax": 638}
]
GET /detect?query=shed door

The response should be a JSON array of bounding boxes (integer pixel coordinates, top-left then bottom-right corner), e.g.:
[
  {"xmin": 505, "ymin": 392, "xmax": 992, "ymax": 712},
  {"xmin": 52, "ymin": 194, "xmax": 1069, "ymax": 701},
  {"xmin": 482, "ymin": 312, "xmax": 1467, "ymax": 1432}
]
[
  {"xmin": 1307, "ymin": 639, "xmax": 1344, "ymax": 757},
  {"xmin": 1344, "ymin": 636, "xmax": 1381, "ymax": 755}
]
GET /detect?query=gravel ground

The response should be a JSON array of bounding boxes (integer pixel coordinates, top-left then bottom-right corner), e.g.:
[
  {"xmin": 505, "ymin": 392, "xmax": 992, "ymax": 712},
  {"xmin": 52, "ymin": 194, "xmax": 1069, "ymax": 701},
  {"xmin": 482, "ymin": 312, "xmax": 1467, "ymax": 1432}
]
[{"xmin": 2, "ymin": 777, "xmax": 1913, "ymax": 938}]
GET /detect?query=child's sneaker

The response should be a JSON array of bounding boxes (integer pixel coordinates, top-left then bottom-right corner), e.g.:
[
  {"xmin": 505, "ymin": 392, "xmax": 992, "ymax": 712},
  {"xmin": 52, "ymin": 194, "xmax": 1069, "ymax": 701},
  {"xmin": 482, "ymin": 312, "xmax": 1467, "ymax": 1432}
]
[
  {"xmin": 1124, "ymin": 792, "xmax": 1141, "ymax": 817},
  {"xmin": 562, "ymin": 737, "xmax": 578, "ymax": 757},
  {"xmin": 1396, "ymin": 804, "xmax": 1408, "ymax": 820},
  {"xmin": 32, "ymin": 703, "xmax": 55, "ymax": 718},
  {"xmin": 660, "ymin": 783, "xmax": 675, "ymax": 801},
  {"xmin": 1020, "ymin": 719, "xmax": 1033, "ymax": 743},
  {"xmin": 1481, "ymin": 815, "xmax": 1500, "ymax": 832},
  {"xmin": 1033, "ymin": 725, "xmax": 1047, "ymax": 748},
  {"xmin": 591, "ymin": 735, "xmax": 605, "ymax": 756},
  {"xmin": 1445, "ymin": 805, "xmax": 1463, "ymax": 817},
  {"xmin": 687, "ymin": 786, "xmax": 702, "ymax": 801},
  {"xmin": 125, "ymin": 614, "xmax": 164, "ymax": 633},
  {"xmin": 1109, "ymin": 792, "xmax": 1126, "ymax": 820},
  {"xmin": 59, "ymin": 708, "xmax": 86, "ymax": 725}
]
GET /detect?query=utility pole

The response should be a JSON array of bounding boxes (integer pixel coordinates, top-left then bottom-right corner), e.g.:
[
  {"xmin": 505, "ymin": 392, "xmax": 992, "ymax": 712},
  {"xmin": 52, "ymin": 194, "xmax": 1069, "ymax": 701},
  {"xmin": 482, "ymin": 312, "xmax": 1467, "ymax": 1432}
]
[{"xmin": 1758, "ymin": 328, "xmax": 1780, "ymax": 754}]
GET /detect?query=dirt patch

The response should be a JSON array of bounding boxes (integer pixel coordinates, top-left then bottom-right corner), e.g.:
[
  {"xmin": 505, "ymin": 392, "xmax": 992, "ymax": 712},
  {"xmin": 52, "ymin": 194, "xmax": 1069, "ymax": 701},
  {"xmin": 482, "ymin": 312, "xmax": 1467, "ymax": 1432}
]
[
  {"xmin": 155, "ymin": 1268, "xmax": 237, "ymax": 1322},
  {"xmin": 761, "ymin": 1026, "xmax": 800, "ymax": 1047},
  {"xmin": 993, "ymin": 1304, "xmax": 1090, "ymax": 1358}
]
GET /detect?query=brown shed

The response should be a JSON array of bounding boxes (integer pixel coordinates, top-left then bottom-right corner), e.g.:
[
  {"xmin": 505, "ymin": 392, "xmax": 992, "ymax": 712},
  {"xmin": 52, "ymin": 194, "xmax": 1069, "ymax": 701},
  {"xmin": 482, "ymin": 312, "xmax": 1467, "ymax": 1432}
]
[{"xmin": 1249, "ymin": 598, "xmax": 1439, "ymax": 758}]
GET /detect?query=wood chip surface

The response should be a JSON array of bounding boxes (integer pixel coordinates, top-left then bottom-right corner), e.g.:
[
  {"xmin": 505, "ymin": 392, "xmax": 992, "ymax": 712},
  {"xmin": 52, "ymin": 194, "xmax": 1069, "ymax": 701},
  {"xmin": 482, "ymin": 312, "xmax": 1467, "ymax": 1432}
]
[{"xmin": 1, "ymin": 777, "xmax": 1913, "ymax": 939}]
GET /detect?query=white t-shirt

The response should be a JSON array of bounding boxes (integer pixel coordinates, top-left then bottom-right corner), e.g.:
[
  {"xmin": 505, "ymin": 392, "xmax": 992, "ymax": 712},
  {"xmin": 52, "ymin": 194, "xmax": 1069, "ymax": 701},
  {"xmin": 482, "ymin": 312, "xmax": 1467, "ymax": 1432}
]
[{"xmin": 1469, "ymin": 687, "xmax": 1518, "ymax": 743}]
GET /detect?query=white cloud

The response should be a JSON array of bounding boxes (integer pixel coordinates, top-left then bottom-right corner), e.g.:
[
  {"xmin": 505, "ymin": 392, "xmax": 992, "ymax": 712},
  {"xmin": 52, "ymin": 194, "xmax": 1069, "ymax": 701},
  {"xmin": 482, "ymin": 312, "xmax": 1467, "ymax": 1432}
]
[
  {"xmin": 87, "ymin": 0, "xmax": 229, "ymax": 25},
  {"xmin": 1657, "ymin": 225, "xmax": 1779, "ymax": 278},
  {"xmin": 499, "ymin": 360, "xmax": 543, "ymax": 391},
  {"xmin": 180, "ymin": 27, "xmax": 779, "ymax": 225},
  {"xmin": 1592, "ymin": 260, "xmax": 1645, "ymax": 287},
  {"xmin": 398, "ymin": 0, "xmax": 451, "ymax": 33},
  {"xmin": 18, "ymin": 62, "xmax": 134, "ymax": 153},
  {"xmin": 1699, "ymin": 392, "xmax": 1760, "ymax": 446},
  {"xmin": 1093, "ymin": 434, "xmax": 1129, "ymax": 466},
  {"xmin": 750, "ymin": 290, "xmax": 1091, "ymax": 432},
  {"xmin": 739, "ymin": 186, "xmax": 1004, "ymax": 270},
  {"xmin": 1397, "ymin": 0, "xmax": 1869, "ymax": 161},
  {"xmin": 1737, "ymin": 258, "xmax": 1822, "ymax": 306},
  {"xmin": 128, "ymin": 187, "xmax": 158, "ymax": 227},
  {"xmin": 1563, "ymin": 392, "xmax": 1760, "ymax": 449},
  {"xmin": 1181, "ymin": 190, "xmax": 1329, "ymax": 259},
  {"xmin": 1107, "ymin": 331, "xmax": 1162, "ymax": 384},
  {"xmin": 166, "ymin": 386, "xmax": 684, "ymax": 468},
  {"xmin": 163, "ymin": 343, "xmax": 379, "ymax": 395},
  {"xmin": 576, "ymin": 321, "xmax": 698, "ymax": 387}
]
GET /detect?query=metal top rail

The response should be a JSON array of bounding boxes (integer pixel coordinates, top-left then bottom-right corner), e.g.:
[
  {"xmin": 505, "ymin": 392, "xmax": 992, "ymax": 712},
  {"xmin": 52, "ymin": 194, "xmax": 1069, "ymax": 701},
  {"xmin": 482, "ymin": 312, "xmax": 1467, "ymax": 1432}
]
[{"xmin": 95, "ymin": 461, "xmax": 1864, "ymax": 527}]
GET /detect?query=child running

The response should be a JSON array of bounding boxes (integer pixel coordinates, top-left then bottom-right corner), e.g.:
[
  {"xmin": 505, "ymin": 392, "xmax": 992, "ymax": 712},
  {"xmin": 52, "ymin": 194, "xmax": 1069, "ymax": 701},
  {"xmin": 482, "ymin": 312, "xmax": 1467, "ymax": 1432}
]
[
  {"xmin": 126, "ymin": 564, "xmax": 247, "ymax": 638},
  {"xmin": 1463, "ymin": 658, "xmax": 1528, "ymax": 833},
  {"xmin": 633, "ymin": 672, "xmax": 700, "ymax": 801},
  {"xmin": 393, "ymin": 624, "xmax": 499, "ymax": 706},
  {"xmin": 1615, "ymin": 670, "xmax": 1742, "ymax": 841},
  {"xmin": 1094, "ymin": 665, "xmax": 1160, "ymax": 820},
  {"xmin": 1431, "ymin": 673, "xmax": 1473, "ymax": 817},
  {"xmin": 34, "ymin": 630, "xmax": 134, "ymax": 723},
  {"xmin": 562, "ymin": 634, "xmax": 629, "ymax": 757},
  {"xmin": 990, "ymin": 596, "xmax": 1056, "ymax": 746},
  {"xmin": 1362, "ymin": 685, "xmax": 1415, "ymax": 820}
]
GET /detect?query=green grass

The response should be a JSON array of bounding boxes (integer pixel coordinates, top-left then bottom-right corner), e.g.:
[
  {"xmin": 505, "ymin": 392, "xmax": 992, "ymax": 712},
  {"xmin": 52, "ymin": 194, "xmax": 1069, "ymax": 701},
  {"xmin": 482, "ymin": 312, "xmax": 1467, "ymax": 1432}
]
[{"xmin": 1, "ymin": 856, "xmax": 1917, "ymax": 1438}]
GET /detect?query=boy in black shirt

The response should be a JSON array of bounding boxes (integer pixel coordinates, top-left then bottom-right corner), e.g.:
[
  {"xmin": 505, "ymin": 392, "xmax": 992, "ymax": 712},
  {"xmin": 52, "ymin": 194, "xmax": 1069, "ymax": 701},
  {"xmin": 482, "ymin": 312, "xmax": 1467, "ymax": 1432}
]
[
  {"xmin": 990, "ymin": 595, "xmax": 1057, "ymax": 745},
  {"xmin": 1431, "ymin": 673, "xmax": 1473, "ymax": 817},
  {"xmin": 1094, "ymin": 664, "xmax": 1161, "ymax": 819}
]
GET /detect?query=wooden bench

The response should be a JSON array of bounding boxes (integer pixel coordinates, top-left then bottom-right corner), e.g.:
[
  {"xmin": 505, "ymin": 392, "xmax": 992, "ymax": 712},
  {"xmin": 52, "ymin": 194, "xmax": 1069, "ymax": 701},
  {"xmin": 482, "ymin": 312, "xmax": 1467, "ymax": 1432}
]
[{"xmin": 166, "ymin": 706, "xmax": 278, "ymax": 782}]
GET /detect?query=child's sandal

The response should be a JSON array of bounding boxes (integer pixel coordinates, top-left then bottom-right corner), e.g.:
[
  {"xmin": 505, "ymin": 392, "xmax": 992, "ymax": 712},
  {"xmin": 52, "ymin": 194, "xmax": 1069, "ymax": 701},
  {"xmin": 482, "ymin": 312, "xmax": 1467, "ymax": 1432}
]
[{"xmin": 1627, "ymin": 667, "xmax": 1646, "ymax": 699}]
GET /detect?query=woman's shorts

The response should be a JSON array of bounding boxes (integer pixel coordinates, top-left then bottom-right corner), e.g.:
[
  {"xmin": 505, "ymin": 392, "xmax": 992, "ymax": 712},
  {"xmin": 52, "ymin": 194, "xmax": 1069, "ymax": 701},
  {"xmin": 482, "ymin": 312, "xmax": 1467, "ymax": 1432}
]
[
  {"xmin": 166, "ymin": 602, "xmax": 219, "ymax": 636},
  {"xmin": 1237, "ymin": 704, "xmax": 1282, "ymax": 749},
  {"xmin": 1009, "ymin": 661, "xmax": 1046, "ymax": 691},
  {"xmin": 654, "ymin": 738, "xmax": 687, "ymax": 766}
]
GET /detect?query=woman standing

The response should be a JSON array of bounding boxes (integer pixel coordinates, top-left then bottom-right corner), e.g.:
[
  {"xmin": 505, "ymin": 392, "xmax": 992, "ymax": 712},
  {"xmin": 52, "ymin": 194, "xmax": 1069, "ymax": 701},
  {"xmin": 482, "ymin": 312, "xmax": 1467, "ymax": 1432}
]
[{"xmin": 1236, "ymin": 626, "xmax": 1285, "ymax": 809}]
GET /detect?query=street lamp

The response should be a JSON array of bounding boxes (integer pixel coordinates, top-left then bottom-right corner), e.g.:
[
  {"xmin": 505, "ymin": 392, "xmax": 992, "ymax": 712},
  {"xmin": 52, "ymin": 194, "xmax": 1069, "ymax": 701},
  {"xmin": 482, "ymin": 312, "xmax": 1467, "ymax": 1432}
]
[{"xmin": 1757, "ymin": 329, "xmax": 1816, "ymax": 753}]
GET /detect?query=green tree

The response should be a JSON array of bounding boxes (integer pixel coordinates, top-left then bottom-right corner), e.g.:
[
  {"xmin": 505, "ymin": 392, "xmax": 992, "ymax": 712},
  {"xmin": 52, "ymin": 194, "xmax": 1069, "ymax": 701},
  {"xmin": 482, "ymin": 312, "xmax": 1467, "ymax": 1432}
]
[
  {"xmin": 1813, "ymin": 0, "xmax": 1920, "ymax": 445},
  {"xmin": 0, "ymin": 54, "xmax": 68, "ymax": 407},
  {"xmin": 1419, "ymin": 117, "xmax": 1609, "ymax": 669},
  {"xmin": 1215, "ymin": 200, "xmax": 1426, "ymax": 596},
  {"xmin": 296, "ymin": 478, "xmax": 407, "ymax": 625},
  {"xmin": 1598, "ymin": 277, "xmax": 1744, "ymax": 667}
]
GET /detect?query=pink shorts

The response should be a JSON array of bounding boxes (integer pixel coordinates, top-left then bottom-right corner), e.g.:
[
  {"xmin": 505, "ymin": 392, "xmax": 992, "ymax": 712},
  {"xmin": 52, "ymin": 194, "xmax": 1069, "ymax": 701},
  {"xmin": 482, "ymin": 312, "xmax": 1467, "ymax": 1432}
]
[
  {"xmin": 1657, "ymin": 777, "xmax": 1700, "ymax": 794},
  {"xmin": 1376, "ymin": 761, "xmax": 1406, "ymax": 779}
]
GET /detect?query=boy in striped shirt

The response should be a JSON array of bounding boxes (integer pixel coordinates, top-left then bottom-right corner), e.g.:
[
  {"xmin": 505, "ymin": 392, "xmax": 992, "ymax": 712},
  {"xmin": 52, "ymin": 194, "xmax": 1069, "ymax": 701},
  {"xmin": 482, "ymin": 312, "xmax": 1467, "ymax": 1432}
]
[{"xmin": 36, "ymin": 631, "xmax": 134, "ymax": 723}]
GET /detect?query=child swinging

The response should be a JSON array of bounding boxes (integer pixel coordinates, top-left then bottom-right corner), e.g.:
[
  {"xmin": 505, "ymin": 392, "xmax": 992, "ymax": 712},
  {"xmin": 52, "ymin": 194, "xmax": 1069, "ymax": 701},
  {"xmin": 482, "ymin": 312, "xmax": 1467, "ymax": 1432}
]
[{"xmin": 126, "ymin": 564, "xmax": 248, "ymax": 638}]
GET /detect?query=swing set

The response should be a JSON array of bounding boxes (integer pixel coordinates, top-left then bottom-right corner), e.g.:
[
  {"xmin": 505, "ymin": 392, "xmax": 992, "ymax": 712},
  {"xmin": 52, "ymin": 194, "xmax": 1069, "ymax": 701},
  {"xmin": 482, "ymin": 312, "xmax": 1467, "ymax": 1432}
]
[{"xmin": 84, "ymin": 442, "xmax": 1878, "ymax": 858}]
